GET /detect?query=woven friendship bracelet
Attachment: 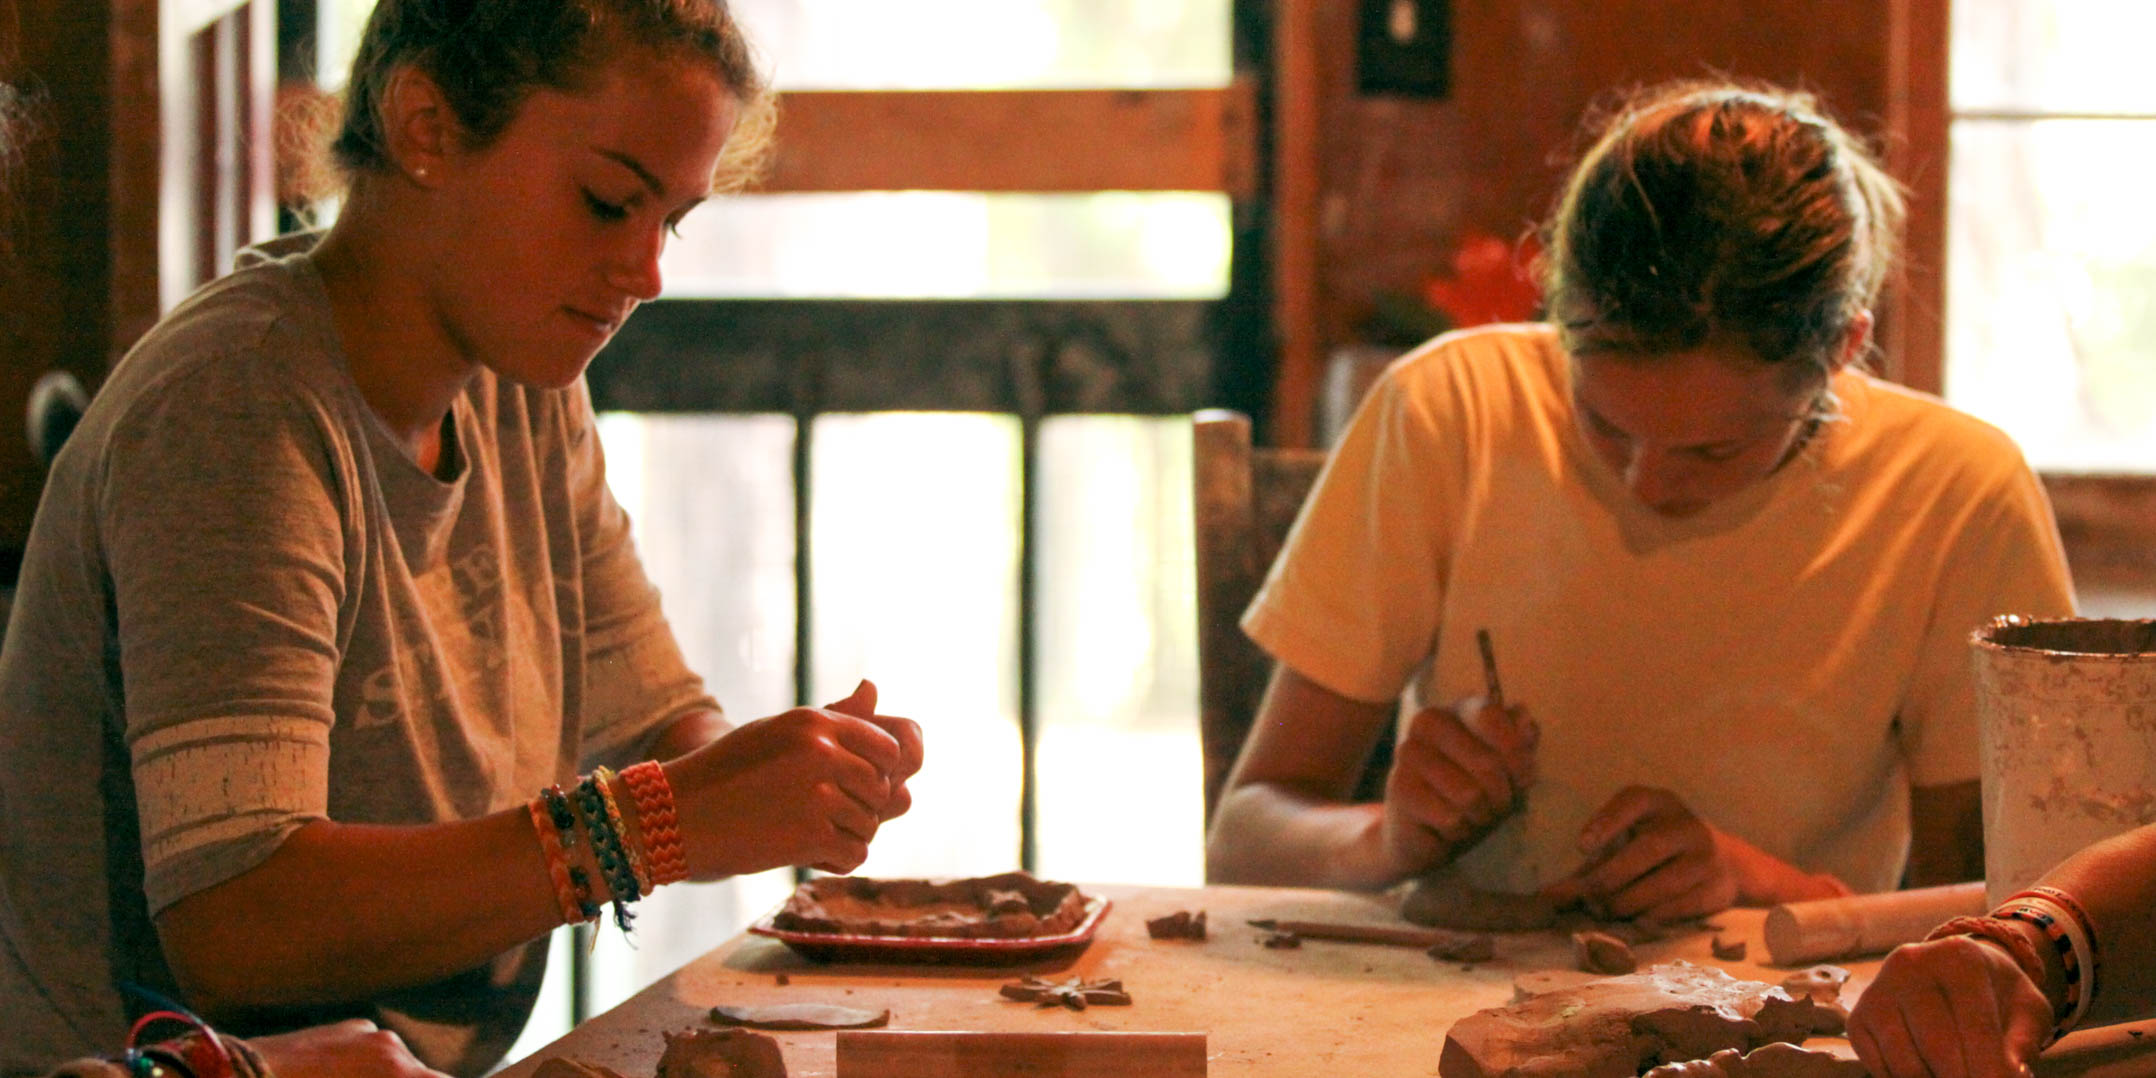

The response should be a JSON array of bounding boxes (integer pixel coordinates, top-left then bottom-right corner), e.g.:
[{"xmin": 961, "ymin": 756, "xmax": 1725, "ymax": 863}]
[
  {"xmin": 591, "ymin": 767, "xmax": 653, "ymax": 898},
  {"xmin": 528, "ymin": 798, "xmax": 592, "ymax": 926},
  {"xmin": 1992, "ymin": 901, "xmax": 2078, "ymax": 1035},
  {"xmin": 620, "ymin": 761, "xmax": 687, "ymax": 886},
  {"xmin": 2004, "ymin": 890, "xmax": 2098, "ymax": 1034},
  {"xmin": 575, "ymin": 773, "xmax": 641, "ymax": 933}
]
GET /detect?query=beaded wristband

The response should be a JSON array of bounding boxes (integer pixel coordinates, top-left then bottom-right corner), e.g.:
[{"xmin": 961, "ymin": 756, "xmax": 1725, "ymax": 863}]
[
  {"xmin": 620, "ymin": 761, "xmax": 688, "ymax": 886},
  {"xmin": 1925, "ymin": 914, "xmax": 2056, "ymax": 1039},
  {"xmin": 2022, "ymin": 885, "xmax": 2101, "ymax": 998},
  {"xmin": 575, "ymin": 773, "xmax": 641, "ymax": 933},
  {"xmin": 528, "ymin": 798, "xmax": 592, "ymax": 926},
  {"xmin": 540, "ymin": 786, "xmax": 579, "ymax": 852},
  {"xmin": 591, "ymin": 767, "xmax": 653, "ymax": 898},
  {"xmin": 2003, "ymin": 890, "xmax": 2098, "ymax": 1034}
]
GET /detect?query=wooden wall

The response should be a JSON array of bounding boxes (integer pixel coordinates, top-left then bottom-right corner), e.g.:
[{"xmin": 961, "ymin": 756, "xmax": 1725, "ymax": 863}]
[
  {"xmin": 0, "ymin": 0, "xmax": 160, "ymax": 570},
  {"xmin": 1271, "ymin": 0, "xmax": 1947, "ymax": 444}
]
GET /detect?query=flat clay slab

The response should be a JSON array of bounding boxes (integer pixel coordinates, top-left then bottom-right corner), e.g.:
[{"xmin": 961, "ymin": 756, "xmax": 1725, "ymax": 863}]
[
  {"xmin": 1438, "ymin": 961, "xmax": 1832, "ymax": 1078},
  {"xmin": 771, "ymin": 870, "xmax": 1089, "ymax": 940}
]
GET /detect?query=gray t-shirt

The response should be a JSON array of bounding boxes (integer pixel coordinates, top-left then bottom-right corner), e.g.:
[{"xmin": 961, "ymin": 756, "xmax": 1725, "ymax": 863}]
[{"xmin": 0, "ymin": 236, "xmax": 716, "ymax": 1077}]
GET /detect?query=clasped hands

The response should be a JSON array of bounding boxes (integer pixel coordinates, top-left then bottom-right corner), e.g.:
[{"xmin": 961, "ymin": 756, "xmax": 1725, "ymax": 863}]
[
  {"xmin": 1383, "ymin": 696, "xmax": 1814, "ymax": 921},
  {"xmin": 668, "ymin": 678, "xmax": 926, "ymax": 879}
]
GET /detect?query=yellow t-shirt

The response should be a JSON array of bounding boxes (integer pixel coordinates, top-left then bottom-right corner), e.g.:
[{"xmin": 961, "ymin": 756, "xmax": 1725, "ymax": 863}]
[{"xmin": 1243, "ymin": 324, "xmax": 2076, "ymax": 894}]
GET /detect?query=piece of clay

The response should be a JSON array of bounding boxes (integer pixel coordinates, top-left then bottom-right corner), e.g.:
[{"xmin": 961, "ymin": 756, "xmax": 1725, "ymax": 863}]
[
  {"xmin": 1775, "ymin": 966, "xmax": 1851, "ymax": 1035},
  {"xmin": 1777, "ymin": 965, "xmax": 1850, "ymax": 1005},
  {"xmin": 998, "ymin": 976, "xmax": 1132, "ymax": 1010},
  {"xmin": 1711, "ymin": 936, "xmax": 1748, "ymax": 961},
  {"xmin": 1402, "ymin": 874, "xmax": 1564, "ymax": 932},
  {"xmin": 533, "ymin": 1061, "xmax": 631, "ymax": 1078},
  {"xmin": 1262, "ymin": 930, "xmax": 1303, "ymax": 949},
  {"xmin": 1573, "ymin": 930, "xmax": 1638, "ymax": 975},
  {"xmin": 1429, "ymin": 933, "xmax": 1497, "ymax": 963},
  {"xmin": 709, "ymin": 1002, "xmax": 891, "ymax": 1030},
  {"xmin": 1439, "ymin": 961, "xmax": 1833, "ymax": 1078},
  {"xmin": 656, "ymin": 1029, "xmax": 788, "ymax": 1078},
  {"xmin": 1640, "ymin": 1042, "xmax": 1869, "ymax": 1077},
  {"xmin": 773, "ymin": 973, "xmax": 790, "ymax": 986},
  {"xmin": 773, "ymin": 870, "xmax": 1088, "ymax": 939},
  {"xmin": 1146, "ymin": 910, "xmax": 1208, "ymax": 940}
]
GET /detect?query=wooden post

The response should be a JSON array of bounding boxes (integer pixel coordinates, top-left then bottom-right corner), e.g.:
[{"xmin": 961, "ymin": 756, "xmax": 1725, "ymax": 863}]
[{"xmin": 1270, "ymin": 0, "xmax": 1324, "ymax": 447}]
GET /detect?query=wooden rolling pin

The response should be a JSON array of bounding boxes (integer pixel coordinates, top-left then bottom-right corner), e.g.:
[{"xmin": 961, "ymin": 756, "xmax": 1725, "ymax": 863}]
[
  {"xmin": 836, "ymin": 1031, "xmax": 1207, "ymax": 1078},
  {"xmin": 1763, "ymin": 881, "xmax": 1986, "ymax": 965}
]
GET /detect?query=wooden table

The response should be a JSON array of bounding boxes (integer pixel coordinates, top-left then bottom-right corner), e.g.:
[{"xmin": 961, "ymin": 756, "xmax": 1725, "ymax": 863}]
[{"xmin": 496, "ymin": 883, "xmax": 2156, "ymax": 1077}]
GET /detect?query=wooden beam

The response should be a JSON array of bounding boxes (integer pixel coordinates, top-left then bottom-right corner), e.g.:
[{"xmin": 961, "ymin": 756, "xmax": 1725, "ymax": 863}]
[
  {"xmin": 762, "ymin": 84, "xmax": 1256, "ymax": 198},
  {"xmin": 1885, "ymin": 0, "xmax": 1950, "ymax": 393}
]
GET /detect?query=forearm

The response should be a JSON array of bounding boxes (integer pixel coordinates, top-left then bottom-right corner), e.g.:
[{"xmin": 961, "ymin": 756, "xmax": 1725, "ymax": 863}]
[
  {"xmin": 1206, "ymin": 784, "xmax": 1405, "ymax": 891},
  {"xmin": 641, "ymin": 707, "xmax": 731, "ymax": 762},
  {"xmin": 2040, "ymin": 823, "xmax": 2156, "ymax": 1025},
  {"xmin": 156, "ymin": 810, "xmax": 563, "ymax": 1017}
]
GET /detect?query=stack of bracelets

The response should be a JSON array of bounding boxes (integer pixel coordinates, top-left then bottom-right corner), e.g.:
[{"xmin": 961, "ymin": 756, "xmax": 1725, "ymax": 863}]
[
  {"xmin": 1925, "ymin": 885, "xmax": 2101, "ymax": 1044},
  {"xmin": 110, "ymin": 1008, "xmax": 269, "ymax": 1078},
  {"xmin": 527, "ymin": 760, "xmax": 689, "ymax": 934}
]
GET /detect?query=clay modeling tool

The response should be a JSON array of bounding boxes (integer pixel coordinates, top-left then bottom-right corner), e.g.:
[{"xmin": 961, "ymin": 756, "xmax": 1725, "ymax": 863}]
[
  {"xmin": 1476, "ymin": 628, "xmax": 1505, "ymax": 709},
  {"xmin": 1246, "ymin": 917, "xmax": 1486, "ymax": 951}
]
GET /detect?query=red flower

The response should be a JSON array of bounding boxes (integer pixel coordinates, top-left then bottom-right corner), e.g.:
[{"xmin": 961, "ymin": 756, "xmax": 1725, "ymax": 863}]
[{"xmin": 1422, "ymin": 233, "xmax": 1542, "ymax": 328}]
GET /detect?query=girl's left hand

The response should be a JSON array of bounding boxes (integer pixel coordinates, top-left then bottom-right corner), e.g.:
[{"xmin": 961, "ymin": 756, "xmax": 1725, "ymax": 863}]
[
  {"xmin": 1542, "ymin": 785, "xmax": 1848, "ymax": 921},
  {"xmin": 1540, "ymin": 785, "xmax": 1738, "ymax": 921},
  {"xmin": 1849, "ymin": 934, "xmax": 2053, "ymax": 1078}
]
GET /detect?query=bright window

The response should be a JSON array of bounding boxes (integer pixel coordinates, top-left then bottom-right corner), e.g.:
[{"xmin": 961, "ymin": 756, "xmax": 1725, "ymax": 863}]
[{"xmin": 1945, "ymin": 1, "xmax": 2156, "ymax": 472}]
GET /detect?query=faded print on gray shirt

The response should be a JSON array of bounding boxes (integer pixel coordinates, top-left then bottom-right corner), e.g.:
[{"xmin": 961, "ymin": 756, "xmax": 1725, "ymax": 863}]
[{"xmin": 0, "ymin": 236, "xmax": 715, "ymax": 1077}]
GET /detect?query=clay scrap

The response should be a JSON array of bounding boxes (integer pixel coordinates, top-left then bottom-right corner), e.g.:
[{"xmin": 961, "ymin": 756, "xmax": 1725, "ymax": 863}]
[
  {"xmin": 1430, "ymin": 933, "xmax": 1497, "ymax": 963},
  {"xmin": 1777, "ymin": 966, "xmax": 1852, "ymax": 1036},
  {"xmin": 1711, "ymin": 937, "xmax": 1748, "ymax": 962},
  {"xmin": 772, "ymin": 870, "xmax": 1087, "ymax": 939},
  {"xmin": 1146, "ymin": 909, "xmax": 1208, "ymax": 940},
  {"xmin": 1402, "ymin": 874, "xmax": 1564, "ymax": 933},
  {"xmin": 1573, "ymin": 930, "xmax": 1638, "ymax": 975},
  {"xmin": 657, "ymin": 1029, "xmax": 788, "ymax": 1078},
  {"xmin": 999, "ymin": 975, "xmax": 1132, "ymax": 1010},
  {"xmin": 709, "ymin": 1002, "xmax": 891, "ymax": 1030},
  {"xmin": 1439, "ymin": 961, "xmax": 1834, "ymax": 1078},
  {"xmin": 1640, "ymin": 1043, "xmax": 1868, "ymax": 1078}
]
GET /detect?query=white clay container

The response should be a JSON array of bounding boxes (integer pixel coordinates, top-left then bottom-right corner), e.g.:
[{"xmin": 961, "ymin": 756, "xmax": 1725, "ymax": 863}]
[{"xmin": 1972, "ymin": 616, "xmax": 2156, "ymax": 907}]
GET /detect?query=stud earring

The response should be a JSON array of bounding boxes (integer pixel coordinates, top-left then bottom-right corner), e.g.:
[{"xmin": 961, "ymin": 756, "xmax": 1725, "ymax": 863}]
[{"xmin": 413, "ymin": 165, "xmax": 431, "ymax": 182}]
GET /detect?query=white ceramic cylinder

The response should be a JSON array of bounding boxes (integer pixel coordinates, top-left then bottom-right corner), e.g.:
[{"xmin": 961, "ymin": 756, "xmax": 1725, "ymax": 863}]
[{"xmin": 1972, "ymin": 617, "xmax": 2156, "ymax": 907}]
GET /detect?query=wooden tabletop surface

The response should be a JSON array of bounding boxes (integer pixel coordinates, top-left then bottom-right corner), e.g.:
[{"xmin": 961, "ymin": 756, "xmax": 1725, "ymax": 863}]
[{"xmin": 494, "ymin": 882, "xmax": 2156, "ymax": 1077}]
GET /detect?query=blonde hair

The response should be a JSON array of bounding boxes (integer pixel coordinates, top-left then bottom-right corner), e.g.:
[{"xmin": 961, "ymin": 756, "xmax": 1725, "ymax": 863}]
[
  {"xmin": 329, "ymin": 0, "xmax": 770, "ymax": 192},
  {"xmin": 1541, "ymin": 80, "xmax": 1906, "ymax": 386}
]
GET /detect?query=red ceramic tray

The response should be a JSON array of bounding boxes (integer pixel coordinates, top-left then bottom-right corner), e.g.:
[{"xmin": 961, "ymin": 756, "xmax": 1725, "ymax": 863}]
[{"xmin": 748, "ymin": 896, "xmax": 1111, "ymax": 965}]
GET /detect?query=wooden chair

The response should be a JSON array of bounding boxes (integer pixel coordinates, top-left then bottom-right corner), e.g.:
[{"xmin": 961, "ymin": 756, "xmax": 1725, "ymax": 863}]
[{"xmin": 1192, "ymin": 410, "xmax": 1394, "ymax": 832}]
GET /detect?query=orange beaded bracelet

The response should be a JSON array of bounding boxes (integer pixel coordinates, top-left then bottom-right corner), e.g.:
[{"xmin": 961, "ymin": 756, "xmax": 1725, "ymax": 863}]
[{"xmin": 621, "ymin": 760, "xmax": 688, "ymax": 886}]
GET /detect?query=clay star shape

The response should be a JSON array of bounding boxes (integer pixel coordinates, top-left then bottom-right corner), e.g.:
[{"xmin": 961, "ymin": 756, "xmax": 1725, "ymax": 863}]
[{"xmin": 997, "ymin": 975, "xmax": 1132, "ymax": 1011}]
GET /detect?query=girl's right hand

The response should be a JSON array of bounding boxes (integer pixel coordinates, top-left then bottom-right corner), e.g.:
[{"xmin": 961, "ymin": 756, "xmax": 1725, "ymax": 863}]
[
  {"xmin": 248, "ymin": 1019, "xmax": 450, "ymax": 1078},
  {"xmin": 664, "ymin": 679, "xmax": 923, "ymax": 878},
  {"xmin": 1381, "ymin": 696, "xmax": 1537, "ymax": 875}
]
